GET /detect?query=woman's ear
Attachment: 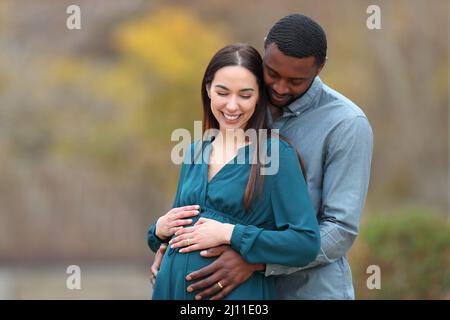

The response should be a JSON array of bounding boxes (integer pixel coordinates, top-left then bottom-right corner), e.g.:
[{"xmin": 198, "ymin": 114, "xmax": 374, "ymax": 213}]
[{"xmin": 206, "ymin": 84, "xmax": 211, "ymax": 98}]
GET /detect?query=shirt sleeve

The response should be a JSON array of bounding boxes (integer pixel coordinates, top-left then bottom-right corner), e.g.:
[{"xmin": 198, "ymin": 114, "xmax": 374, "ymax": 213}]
[
  {"xmin": 147, "ymin": 146, "xmax": 190, "ymax": 253},
  {"xmin": 230, "ymin": 142, "xmax": 321, "ymax": 267},
  {"xmin": 265, "ymin": 116, "xmax": 373, "ymax": 276}
]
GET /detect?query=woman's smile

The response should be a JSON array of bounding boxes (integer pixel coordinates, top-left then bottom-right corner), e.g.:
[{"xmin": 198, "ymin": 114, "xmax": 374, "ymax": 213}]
[{"xmin": 221, "ymin": 111, "xmax": 243, "ymax": 123}]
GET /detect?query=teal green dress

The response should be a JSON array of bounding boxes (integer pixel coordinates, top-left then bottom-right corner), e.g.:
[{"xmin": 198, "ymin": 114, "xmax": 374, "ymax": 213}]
[{"xmin": 148, "ymin": 137, "xmax": 320, "ymax": 300}]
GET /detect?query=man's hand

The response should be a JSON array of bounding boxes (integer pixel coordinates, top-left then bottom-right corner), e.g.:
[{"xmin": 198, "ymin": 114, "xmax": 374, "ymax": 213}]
[
  {"xmin": 150, "ymin": 244, "xmax": 167, "ymax": 287},
  {"xmin": 185, "ymin": 245, "xmax": 264, "ymax": 300}
]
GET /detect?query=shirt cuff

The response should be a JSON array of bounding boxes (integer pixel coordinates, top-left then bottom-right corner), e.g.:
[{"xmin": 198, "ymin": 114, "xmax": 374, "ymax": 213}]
[
  {"xmin": 264, "ymin": 264, "xmax": 275, "ymax": 277},
  {"xmin": 264, "ymin": 264, "xmax": 303, "ymax": 276}
]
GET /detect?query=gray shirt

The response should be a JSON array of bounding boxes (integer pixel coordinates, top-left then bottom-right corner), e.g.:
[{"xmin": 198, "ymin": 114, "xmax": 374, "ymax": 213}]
[{"xmin": 266, "ymin": 76, "xmax": 373, "ymax": 299}]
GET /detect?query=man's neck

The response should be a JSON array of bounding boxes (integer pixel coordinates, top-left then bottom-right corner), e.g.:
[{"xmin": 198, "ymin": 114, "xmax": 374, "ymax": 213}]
[{"xmin": 270, "ymin": 105, "xmax": 284, "ymax": 121}]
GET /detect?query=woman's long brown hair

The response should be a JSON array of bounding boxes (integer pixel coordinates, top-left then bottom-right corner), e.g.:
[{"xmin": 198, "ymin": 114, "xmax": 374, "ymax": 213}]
[{"xmin": 201, "ymin": 43, "xmax": 305, "ymax": 211}]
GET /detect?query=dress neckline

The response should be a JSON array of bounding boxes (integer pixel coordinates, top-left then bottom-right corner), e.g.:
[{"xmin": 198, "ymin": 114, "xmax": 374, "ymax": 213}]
[{"xmin": 204, "ymin": 138, "xmax": 253, "ymax": 185}]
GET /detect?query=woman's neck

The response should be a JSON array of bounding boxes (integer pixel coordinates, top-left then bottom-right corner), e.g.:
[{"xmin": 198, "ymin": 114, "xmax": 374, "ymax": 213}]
[{"xmin": 216, "ymin": 129, "xmax": 249, "ymax": 152}]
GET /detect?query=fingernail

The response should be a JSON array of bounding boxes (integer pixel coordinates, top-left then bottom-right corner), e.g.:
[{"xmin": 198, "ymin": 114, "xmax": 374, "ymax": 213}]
[
  {"xmin": 195, "ymin": 295, "xmax": 201, "ymax": 300},
  {"xmin": 187, "ymin": 287, "xmax": 193, "ymax": 292},
  {"xmin": 200, "ymin": 250, "xmax": 207, "ymax": 255},
  {"xmin": 186, "ymin": 276, "xmax": 192, "ymax": 281},
  {"xmin": 179, "ymin": 249, "xmax": 184, "ymax": 253}
]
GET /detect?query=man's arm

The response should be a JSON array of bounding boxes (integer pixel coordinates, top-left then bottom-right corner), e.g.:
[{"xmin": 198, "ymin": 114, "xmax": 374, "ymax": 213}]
[{"xmin": 265, "ymin": 116, "xmax": 373, "ymax": 276}]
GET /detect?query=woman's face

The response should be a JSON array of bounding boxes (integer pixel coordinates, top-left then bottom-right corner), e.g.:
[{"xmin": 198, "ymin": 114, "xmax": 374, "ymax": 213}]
[{"xmin": 207, "ymin": 65, "xmax": 259, "ymax": 132}]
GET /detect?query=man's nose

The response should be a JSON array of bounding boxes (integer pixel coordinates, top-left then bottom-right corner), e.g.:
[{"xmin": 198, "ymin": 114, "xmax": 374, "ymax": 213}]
[{"xmin": 273, "ymin": 80, "xmax": 289, "ymax": 95}]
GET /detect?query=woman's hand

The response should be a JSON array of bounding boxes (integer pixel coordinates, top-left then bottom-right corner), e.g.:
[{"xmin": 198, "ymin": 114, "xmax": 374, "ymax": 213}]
[
  {"xmin": 169, "ymin": 218, "xmax": 235, "ymax": 253},
  {"xmin": 155, "ymin": 205, "xmax": 200, "ymax": 240}
]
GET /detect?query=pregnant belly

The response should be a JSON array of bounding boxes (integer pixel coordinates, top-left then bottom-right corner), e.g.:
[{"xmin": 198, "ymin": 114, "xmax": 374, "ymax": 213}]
[
  {"xmin": 156, "ymin": 249, "xmax": 275, "ymax": 300},
  {"xmin": 153, "ymin": 248, "xmax": 218, "ymax": 299}
]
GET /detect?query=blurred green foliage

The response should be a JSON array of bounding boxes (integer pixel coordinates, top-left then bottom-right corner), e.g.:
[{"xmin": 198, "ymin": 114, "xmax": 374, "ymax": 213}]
[
  {"xmin": 351, "ymin": 208, "xmax": 450, "ymax": 299},
  {"xmin": 0, "ymin": 5, "xmax": 232, "ymax": 264},
  {"xmin": 46, "ymin": 6, "xmax": 228, "ymax": 175}
]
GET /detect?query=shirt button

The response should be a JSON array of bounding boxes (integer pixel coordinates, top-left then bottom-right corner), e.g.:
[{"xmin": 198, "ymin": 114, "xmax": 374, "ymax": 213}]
[{"xmin": 296, "ymin": 112, "xmax": 300, "ymax": 115}]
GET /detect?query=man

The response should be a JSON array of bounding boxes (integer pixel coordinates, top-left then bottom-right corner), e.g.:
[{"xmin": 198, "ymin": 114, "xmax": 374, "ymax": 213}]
[{"xmin": 150, "ymin": 13, "xmax": 373, "ymax": 300}]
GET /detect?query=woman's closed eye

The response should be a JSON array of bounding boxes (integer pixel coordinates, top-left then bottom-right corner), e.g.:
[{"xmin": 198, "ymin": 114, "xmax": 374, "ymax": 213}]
[{"xmin": 216, "ymin": 92, "xmax": 252, "ymax": 99}]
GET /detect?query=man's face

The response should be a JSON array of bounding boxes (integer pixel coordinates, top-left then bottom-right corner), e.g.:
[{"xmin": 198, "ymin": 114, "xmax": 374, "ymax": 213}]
[{"xmin": 263, "ymin": 43, "xmax": 323, "ymax": 107}]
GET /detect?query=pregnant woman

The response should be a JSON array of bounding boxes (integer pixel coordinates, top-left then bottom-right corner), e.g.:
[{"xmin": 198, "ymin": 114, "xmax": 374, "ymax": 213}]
[{"xmin": 147, "ymin": 43, "xmax": 320, "ymax": 300}]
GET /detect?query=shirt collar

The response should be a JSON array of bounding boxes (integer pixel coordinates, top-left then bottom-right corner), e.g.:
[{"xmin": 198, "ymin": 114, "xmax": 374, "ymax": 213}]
[{"xmin": 283, "ymin": 76, "xmax": 323, "ymax": 117}]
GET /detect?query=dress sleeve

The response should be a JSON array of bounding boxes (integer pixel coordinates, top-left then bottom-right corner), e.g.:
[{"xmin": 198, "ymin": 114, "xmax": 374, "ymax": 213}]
[{"xmin": 230, "ymin": 142, "xmax": 320, "ymax": 267}]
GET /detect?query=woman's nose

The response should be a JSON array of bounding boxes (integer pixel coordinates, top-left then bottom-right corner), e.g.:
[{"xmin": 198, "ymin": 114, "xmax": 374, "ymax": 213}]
[{"xmin": 225, "ymin": 96, "xmax": 239, "ymax": 112}]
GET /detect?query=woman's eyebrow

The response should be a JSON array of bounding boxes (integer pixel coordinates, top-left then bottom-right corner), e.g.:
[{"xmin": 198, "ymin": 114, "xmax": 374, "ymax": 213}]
[
  {"xmin": 215, "ymin": 85, "xmax": 255, "ymax": 92},
  {"xmin": 214, "ymin": 84, "xmax": 229, "ymax": 90}
]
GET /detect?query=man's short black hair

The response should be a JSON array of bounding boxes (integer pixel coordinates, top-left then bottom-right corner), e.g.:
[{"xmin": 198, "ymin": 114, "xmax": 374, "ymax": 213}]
[{"xmin": 265, "ymin": 14, "xmax": 327, "ymax": 66}]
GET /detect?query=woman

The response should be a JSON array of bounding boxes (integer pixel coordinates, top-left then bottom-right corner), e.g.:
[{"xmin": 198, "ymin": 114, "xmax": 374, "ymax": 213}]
[{"xmin": 147, "ymin": 43, "xmax": 320, "ymax": 300}]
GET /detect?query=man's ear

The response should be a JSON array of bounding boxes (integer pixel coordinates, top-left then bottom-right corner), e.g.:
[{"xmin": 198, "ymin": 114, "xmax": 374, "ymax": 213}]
[{"xmin": 316, "ymin": 58, "xmax": 327, "ymax": 76}]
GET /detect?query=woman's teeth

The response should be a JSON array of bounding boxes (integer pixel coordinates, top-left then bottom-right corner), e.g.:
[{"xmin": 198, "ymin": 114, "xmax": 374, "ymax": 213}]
[{"xmin": 223, "ymin": 112, "xmax": 241, "ymax": 120}]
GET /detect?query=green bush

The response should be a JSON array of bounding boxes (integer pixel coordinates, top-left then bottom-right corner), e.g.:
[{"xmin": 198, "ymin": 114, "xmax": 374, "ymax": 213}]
[{"xmin": 352, "ymin": 207, "xmax": 450, "ymax": 299}]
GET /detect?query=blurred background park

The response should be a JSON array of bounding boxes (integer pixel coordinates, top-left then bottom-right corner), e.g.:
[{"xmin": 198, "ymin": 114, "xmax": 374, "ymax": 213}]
[{"xmin": 0, "ymin": 0, "xmax": 448, "ymax": 299}]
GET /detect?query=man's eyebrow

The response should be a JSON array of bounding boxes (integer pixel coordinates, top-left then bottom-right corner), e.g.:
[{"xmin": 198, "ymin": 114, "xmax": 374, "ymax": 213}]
[
  {"xmin": 264, "ymin": 63, "xmax": 278, "ymax": 75},
  {"xmin": 264, "ymin": 63, "xmax": 307, "ymax": 81}
]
